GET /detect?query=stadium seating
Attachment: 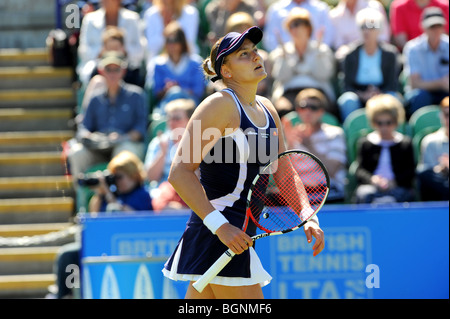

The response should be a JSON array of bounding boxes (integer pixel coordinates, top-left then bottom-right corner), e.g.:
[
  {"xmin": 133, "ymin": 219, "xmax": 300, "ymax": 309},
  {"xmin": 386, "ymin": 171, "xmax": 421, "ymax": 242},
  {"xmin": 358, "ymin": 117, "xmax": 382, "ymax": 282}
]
[
  {"xmin": 408, "ymin": 105, "xmax": 441, "ymax": 138},
  {"xmin": 408, "ymin": 105, "xmax": 442, "ymax": 163}
]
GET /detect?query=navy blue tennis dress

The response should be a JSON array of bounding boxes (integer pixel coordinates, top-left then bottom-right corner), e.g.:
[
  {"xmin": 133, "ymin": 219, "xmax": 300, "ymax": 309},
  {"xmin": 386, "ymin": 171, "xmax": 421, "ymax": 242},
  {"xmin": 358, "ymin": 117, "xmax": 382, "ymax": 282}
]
[{"xmin": 162, "ymin": 88, "xmax": 279, "ymax": 287}]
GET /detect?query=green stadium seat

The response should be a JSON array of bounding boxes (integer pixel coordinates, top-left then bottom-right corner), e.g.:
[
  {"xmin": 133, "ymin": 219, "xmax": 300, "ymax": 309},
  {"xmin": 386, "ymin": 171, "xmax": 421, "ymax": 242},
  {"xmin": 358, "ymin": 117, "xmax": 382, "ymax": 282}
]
[{"xmin": 408, "ymin": 105, "xmax": 441, "ymax": 138}]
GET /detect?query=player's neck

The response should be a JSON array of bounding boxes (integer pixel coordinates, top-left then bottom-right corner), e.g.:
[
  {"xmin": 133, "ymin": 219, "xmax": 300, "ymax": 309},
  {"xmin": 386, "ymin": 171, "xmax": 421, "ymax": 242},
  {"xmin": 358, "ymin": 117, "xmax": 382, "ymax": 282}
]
[{"xmin": 228, "ymin": 83, "xmax": 257, "ymax": 107}]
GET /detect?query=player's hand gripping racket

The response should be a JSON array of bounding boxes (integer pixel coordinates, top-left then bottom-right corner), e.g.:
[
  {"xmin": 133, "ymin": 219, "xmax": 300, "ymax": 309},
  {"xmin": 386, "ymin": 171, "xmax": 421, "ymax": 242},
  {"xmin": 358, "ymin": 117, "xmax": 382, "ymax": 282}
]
[{"xmin": 193, "ymin": 150, "xmax": 330, "ymax": 293}]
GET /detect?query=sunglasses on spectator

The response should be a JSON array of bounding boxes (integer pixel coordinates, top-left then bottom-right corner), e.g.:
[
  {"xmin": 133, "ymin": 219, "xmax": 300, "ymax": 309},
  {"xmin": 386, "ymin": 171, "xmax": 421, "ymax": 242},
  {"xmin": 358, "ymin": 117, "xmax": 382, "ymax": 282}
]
[
  {"xmin": 297, "ymin": 102, "xmax": 321, "ymax": 112},
  {"xmin": 289, "ymin": 19, "xmax": 308, "ymax": 30},
  {"xmin": 104, "ymin": 66, "xmax": 123, "ymax": 73},
  {"xmin": 374, "ymin": 120, "xmax": 394, "ymax": 127},
  {"xmin": 166, "ymin": 37, "xmax": 182, "ymax": 44}
]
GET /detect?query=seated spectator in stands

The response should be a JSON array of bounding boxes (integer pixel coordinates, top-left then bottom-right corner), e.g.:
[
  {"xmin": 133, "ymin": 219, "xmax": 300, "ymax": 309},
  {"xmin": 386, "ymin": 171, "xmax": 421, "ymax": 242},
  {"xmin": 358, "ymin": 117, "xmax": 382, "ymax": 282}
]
[
  {"xmin": 53, "ymin": 150, "xmax": 152, "ymax": 299},
  {"xmin": 329, "ymin": 0, "xmax": 390, "ymax": 59},
  {"xmin": 283, "ymin": 89, "xmax": 347, "ymax": 202},
  {"xmin": 205, "ymin": 0, "xmax": 261, "ymax": 44},
  {"xmin": 337, "ymin": 8, "xmax": 400, "ymax": 121},
  {"xmin": 268, "ymin": 7, "xmax": 336, "ymax": 115},
  {"xmin": 403, "ymin": 7, "xmax": 449, "ymax": 116},
  {"xmin": 143, "ymin": 0, "xmax": 200, "ymax": 62},
  {"xmin": 68, "ymin": 52, "xmax": 148, "ymax": 186},
  {"xmin": 416, "ymin": 96, "xmax": 449, "ymax": 201},
  {"xmin": 79, "ymin": 27, "xmax": 143, "ymax": 113},
  {"xmin": 354, "ymin": 94, "xmax": 416, "ymax": 204},
  {"xmin": 145, "ymin": 99, "xmax": 194, "ymax": 211},
  {"xmin": 144, "ymin": 98, "xmax": 195, "ymax": 189},
  {"xmin": 390, "ymin": 0, "xmax": 449, "ymax": 52},
  {"xmin": 88, "ymin": 150, "xmax": 153, "ymax": 213},
  {"xmin": 77, "ymin": 0, "xmax": 144, "ymax": 87},
  {"xmin": 146, "ymin": 22, "xmax": 206, "ymax": 113},
  {"xmin": 263, "ymin": 0, "xmax": 334, "ymax": 52}
]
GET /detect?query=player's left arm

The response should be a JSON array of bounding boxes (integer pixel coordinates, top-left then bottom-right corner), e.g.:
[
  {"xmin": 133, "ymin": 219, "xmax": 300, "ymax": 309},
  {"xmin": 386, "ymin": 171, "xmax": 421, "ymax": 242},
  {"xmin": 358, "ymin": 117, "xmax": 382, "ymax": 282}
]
[{"xmin": 259, "ymin": 95, "xmax": 325, "ymax": 256}]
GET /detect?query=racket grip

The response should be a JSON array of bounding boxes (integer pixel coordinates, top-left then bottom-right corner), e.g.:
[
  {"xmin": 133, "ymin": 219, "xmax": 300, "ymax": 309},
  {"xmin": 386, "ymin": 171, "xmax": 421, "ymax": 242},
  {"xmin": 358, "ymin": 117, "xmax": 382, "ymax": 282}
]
[{"xmin": 192, "ymin": 249, "xmax": 236, "ymax": 293}]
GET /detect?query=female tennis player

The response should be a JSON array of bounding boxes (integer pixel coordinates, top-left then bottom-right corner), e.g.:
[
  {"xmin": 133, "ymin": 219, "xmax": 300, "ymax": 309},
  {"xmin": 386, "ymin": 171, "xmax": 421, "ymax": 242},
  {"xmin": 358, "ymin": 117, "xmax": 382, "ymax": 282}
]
[{"xmin": 163, "ymin": 26, "xmax": 325, "ymax": 299}]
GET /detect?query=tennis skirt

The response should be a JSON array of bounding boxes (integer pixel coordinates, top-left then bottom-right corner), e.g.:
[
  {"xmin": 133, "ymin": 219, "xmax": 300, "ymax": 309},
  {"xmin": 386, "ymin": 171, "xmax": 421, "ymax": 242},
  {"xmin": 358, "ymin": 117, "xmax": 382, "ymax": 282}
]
[
  {"xmin": 162, "ymin": 239, "xmax": 271, "ymax": 287},
  {"xmin": 162, "ymin": 212, "xmax": 272, "ymax": 287}
]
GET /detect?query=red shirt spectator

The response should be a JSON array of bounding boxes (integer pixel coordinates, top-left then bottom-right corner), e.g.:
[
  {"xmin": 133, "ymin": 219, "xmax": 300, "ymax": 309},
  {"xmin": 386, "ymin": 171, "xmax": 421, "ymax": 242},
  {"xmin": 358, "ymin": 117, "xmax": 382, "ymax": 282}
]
[{"xmin": 390, "ymin": 0, "xmax": 449, "ymax": 50}]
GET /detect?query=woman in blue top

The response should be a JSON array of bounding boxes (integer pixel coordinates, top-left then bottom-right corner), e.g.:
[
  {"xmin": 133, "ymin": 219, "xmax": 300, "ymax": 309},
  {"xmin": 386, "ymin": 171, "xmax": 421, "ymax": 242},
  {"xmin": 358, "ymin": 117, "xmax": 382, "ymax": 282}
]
[
  {"xmin": 146, "ymin": 21, "xmax": 206, "ymax": 112},
  {"xmin": 164, "ymin": 26, "xmax": 325, "ymax": 299}
]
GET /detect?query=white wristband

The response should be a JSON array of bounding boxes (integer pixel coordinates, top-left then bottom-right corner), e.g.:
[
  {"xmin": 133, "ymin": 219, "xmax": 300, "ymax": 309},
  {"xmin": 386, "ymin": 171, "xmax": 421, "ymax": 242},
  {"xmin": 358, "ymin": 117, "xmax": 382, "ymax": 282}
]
[
  {"xmin": 301, "ymin": 207, "xmax": 319, "ymax": 226},
  {"xmin": 203, "ymin": 210, "xmax": 229, "ymax": 235}
]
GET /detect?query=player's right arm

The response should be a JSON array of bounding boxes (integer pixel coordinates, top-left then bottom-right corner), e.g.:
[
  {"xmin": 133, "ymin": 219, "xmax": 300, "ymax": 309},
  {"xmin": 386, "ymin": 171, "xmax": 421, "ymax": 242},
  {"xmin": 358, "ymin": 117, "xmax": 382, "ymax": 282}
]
[{"xmin": 168, "ymin": 92, "xmax": 251, "ymax": 254}]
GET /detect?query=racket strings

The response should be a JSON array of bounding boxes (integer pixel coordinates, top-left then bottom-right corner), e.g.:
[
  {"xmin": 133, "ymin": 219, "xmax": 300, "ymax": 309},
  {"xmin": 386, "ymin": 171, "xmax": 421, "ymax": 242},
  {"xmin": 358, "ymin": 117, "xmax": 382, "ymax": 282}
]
[{"xmin": 249, "ymin": 153, "xmax": 328, "ymax": 233}]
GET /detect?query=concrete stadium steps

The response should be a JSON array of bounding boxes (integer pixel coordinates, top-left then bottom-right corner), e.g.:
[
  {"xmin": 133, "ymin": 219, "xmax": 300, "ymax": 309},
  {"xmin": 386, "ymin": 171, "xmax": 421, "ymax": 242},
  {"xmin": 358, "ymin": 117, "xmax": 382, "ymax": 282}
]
[
  {"xmin": 0, "ymin": 48, "xmax": 49, "ymax": 67},
  {"xmin": 0, "ymin": 108, "xmax": 73, "ymax": 132},
  {"xmin": 0, "ymin": 66, "xmax": 73, "ymax": 89},
  {"xmin": 1, "ymin": 0, "xmax": 77, "ymax": 297},
  {"xmin": 0, "ymin": 130, "xmax": 73, "ymax": 152},
  {"xmin": 0, "ymin": 246, "xmax": 59, "ymax": 275},
  {"xmin": 0, "ymin": 222, "xmax": 73, "ymax": 237},
  {"xmin": 0, "ymin": 274, "xmax": 56, "ymax": 298},
  {"xmin": 0, "ymin": 176, "xmax": 74, "ymax": 198},
  {"xmin": 0, "ymin": 197, "xmax": 74, "ymax": 224},
  {"xmin": 0, "ymin": 151, "xmax": 68, "ymax": 177},
  {"xmin": 0, "ymin": 88, "xmax": 75, "ymax": 108}
]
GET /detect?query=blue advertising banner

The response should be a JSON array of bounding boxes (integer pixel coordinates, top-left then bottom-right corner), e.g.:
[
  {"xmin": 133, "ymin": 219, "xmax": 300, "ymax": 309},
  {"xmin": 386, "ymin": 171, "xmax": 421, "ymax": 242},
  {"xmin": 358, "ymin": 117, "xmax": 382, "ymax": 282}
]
[{"xmin": 79, "ymin": 202, "xmax": 449, "ymax": 299}]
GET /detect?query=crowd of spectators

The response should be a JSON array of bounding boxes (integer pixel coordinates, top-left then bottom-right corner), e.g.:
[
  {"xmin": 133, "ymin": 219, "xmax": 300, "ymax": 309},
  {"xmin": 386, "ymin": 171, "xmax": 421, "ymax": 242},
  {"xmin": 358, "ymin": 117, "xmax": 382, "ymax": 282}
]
[
  {"xmin": 66, "ymin": 0, "xmax": 449, "ymax": 213},
  {"xmin": 48, "ymin": 0, "xmax": 449, "ymax": 299}
]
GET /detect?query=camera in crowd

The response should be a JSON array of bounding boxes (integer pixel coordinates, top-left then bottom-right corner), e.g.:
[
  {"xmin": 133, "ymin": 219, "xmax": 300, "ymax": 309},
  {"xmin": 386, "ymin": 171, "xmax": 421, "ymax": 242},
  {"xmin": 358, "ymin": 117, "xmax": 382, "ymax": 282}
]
[{"xmin": 77, "ymin": 170, "xmax": 116, "ymax": 187}]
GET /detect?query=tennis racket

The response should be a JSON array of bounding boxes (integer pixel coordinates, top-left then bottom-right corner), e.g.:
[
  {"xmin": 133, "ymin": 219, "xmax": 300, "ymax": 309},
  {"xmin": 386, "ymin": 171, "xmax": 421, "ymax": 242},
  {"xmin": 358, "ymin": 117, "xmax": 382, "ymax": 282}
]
[{"xmin": 192, "ymin": 150, "xmax": 330, "ymax": 293}]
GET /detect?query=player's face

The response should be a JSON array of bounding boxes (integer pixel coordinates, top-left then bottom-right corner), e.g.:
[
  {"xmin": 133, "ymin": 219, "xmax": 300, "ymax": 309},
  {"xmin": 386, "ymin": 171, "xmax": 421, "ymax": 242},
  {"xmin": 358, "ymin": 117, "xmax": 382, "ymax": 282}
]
[{"xmin": 222, "ymin": 39, "xmax": 266, "ymax": 83}]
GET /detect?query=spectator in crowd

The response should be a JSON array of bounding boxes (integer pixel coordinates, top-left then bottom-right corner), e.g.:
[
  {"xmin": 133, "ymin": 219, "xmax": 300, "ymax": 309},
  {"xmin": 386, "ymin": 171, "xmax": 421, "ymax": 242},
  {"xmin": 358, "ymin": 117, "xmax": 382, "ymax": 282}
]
[
  {"xmin": 263, "ymin": 0, "xmax": 334, "ymax": 52},
  {"xmin": 79, "ymin": 27, "xmax": 143, "ymax": 113},
  {"xmin": 329, "ymin": 0, "xmax": 390, "ymax": 58},
  {"xmin": 390, "ymin": 0, "xmax": 449, "ymax": 51},
  {"xmin": 145, "ymin": 98, "xmax": 195, "ymax": 188},
  {"xmin": 87, "ymin": 27, "xmax": 143, "ymax": 86},
  {"xmin": 52, "ymin": 150, "xmax": 152, "ymax": 299},
  {"xmin": 143, "ymin": 0, "xmax": 200, "ymax": 62},
  {"xmin": 77, "ymin": 0, "xmax": 145, "ymax": 86},
  {"xmin": 283, "ymin": 89, "xmax": 347, "ymax": 202},
  {"xmin": 205, "ymin": 0, "xmax": 261, "ymax": 44},
  {"xmin": 146, "ymin": 21, "xmax": 206, "ymax": 113},
  {"xmin": 268, "ymin": 7, "xmax": 336, "ymax": 116},
  {"xmin": 416, "ymin": 96, "xmax": 449, "ymax": 201},
  {"xmin": 403, "ymin": 6, "xmax": 449, "ymax": 116},
  {"xmin": 337, "ymin": 8, "xmax": 400, "ymax": 121},
  {"xmin": 224, "ymin": 11, "xmax": 273, "ymax": 98},
  {"xmin": 68, "ymin": 52, "xmax": 148, "ymax": 186},
  {"xmin": 88, "ymin": 150, "xmax": 153, "ymax": 213},
  {"xmin": 145, "ymin": 99, "xmax": 194, "ymax": 211},
  {"xmin": 354, "ymin": 94, "xmax": 416, "ymax": 204}
]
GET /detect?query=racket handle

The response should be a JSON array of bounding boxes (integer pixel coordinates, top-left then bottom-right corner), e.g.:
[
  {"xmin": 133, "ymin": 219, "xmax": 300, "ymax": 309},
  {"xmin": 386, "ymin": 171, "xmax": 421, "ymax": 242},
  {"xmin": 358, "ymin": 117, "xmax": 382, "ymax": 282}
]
[{"xmin": 192, "ymin": 249, "xmax": 236, "ymax": 293}]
